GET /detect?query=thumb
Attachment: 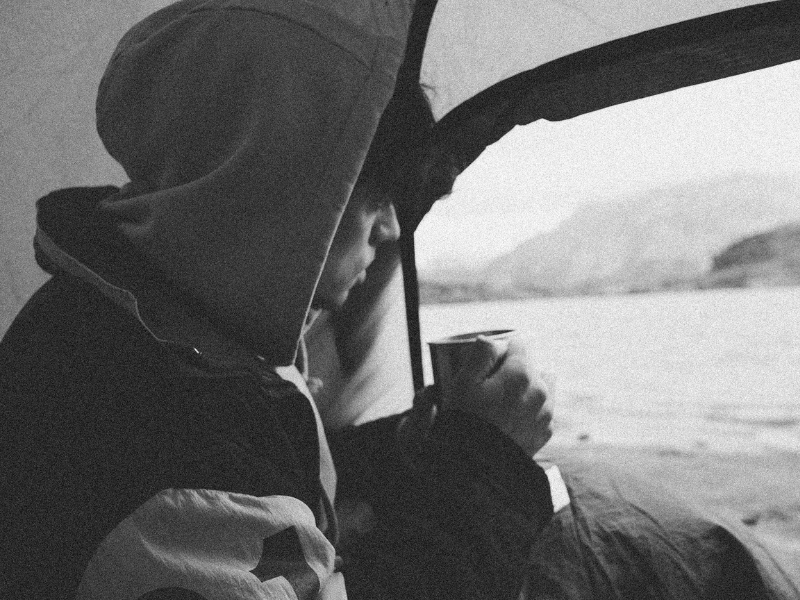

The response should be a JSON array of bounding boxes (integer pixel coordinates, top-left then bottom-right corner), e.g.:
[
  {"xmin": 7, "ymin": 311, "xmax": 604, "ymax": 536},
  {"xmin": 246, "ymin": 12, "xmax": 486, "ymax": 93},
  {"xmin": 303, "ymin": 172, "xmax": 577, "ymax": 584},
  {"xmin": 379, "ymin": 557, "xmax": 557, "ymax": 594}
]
[
  {"xmin": 306, "ymin": 376, "xmax": 324, "ymax": 397},
  {"xmin": 455, "ymin": 336, "xmax": 504, "ymax": 385}
]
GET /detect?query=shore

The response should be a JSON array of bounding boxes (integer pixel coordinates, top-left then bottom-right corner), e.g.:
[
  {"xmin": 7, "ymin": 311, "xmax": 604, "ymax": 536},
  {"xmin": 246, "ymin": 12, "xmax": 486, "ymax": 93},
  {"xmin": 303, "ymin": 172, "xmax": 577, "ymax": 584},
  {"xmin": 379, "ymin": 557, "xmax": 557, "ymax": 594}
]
[{"xmin": 538, "ymin": 443, "xmax": 800, "ymax": 548}]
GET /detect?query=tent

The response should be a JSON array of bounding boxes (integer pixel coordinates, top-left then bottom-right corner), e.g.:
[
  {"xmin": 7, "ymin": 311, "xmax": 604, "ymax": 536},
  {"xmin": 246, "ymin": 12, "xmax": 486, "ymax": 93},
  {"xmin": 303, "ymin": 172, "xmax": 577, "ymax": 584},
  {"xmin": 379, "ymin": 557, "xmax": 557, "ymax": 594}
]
[{"xmin": 2, "ymin": 0, "xmax": 800, "ymax": 597}]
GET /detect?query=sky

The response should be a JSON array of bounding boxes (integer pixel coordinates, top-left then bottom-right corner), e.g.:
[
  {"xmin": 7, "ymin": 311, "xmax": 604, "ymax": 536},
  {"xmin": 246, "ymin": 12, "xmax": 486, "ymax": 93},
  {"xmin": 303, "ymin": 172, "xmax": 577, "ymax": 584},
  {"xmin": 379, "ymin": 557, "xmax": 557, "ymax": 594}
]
[{"xmin": 414, "ymin": 60, "xmax": 800, "ymax": 273}]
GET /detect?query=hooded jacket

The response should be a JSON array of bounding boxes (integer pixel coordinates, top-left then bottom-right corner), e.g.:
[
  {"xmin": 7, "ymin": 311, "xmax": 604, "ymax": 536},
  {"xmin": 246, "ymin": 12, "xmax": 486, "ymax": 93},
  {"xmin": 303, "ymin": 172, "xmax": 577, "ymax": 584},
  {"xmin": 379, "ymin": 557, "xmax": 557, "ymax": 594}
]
[{"xmin": 0, "ymin": 1, "xmax": 553, "ymax": 598}]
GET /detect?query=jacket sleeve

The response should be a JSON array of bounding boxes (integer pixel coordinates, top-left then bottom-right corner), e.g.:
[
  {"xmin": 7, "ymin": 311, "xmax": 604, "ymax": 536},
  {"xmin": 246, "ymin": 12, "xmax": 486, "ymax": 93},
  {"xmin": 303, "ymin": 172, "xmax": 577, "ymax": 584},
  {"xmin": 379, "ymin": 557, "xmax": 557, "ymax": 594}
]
[
  {"xmin": 75, "ymin": 489, "xmax": 345, "ymax": 600},
  {"xmin": 330, "ymin": 410, "xmax": 554, "ymax": 600}
]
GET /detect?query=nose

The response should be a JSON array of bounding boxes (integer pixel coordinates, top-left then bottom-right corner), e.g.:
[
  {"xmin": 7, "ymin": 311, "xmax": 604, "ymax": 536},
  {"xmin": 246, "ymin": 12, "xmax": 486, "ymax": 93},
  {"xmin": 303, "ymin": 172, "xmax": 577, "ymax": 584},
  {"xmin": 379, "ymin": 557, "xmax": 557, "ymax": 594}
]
[{"xmin": 372, "ymin": 202, "xmax": 401, "ymax": 244}]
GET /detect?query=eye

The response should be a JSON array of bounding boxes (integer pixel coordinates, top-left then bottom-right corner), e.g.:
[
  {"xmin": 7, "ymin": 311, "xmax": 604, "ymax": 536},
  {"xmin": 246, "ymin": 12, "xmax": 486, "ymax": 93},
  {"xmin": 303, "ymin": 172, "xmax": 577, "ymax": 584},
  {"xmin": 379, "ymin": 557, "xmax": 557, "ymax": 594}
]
[
  {"xmin": 371, "ymin": 196, "xmax": 393, "ymax": 211},
  {"xmin": 351, "ymin": 175, "xmax": 396, "ymax": 214},
  {"xmin": 364, "ymin": 188, "xmax": 393, "ymax": 212}
]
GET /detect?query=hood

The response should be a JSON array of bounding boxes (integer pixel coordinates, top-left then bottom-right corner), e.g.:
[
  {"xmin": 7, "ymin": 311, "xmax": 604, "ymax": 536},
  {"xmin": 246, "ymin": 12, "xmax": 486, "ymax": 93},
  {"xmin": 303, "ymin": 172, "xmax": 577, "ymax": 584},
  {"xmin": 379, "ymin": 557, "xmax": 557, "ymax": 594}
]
[{"xmin": 92, "ymin": 0, "xmax": 414, "ymax": 365}]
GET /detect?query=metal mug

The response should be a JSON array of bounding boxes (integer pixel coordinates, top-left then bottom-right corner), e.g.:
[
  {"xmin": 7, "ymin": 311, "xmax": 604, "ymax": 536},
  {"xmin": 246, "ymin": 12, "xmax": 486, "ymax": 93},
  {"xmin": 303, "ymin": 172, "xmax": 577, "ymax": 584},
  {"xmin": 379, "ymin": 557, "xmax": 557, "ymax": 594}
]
[{"xmin": 428, "ymin": 329, "xmax": 516, "ymax": 403}]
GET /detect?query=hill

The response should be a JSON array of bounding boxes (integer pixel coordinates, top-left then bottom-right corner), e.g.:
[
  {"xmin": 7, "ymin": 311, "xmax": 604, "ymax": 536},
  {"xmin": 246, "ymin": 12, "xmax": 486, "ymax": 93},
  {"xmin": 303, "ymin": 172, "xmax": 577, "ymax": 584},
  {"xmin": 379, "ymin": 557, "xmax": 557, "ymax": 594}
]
[
  {"xmin": 419, "ymin": 173, "xmax": 800, "ymax": 303},
  {"xmin": 701, "ymin": 222, "xmax": 800, "ymax": 288}
]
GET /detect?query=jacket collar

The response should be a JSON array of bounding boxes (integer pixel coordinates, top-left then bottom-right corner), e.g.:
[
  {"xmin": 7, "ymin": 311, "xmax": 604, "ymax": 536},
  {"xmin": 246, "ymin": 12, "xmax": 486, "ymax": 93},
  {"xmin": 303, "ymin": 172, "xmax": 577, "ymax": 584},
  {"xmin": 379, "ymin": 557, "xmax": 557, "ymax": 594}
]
[{"xmin": 35, "ymin": 205, "xmax": 276, "ymax": 377}]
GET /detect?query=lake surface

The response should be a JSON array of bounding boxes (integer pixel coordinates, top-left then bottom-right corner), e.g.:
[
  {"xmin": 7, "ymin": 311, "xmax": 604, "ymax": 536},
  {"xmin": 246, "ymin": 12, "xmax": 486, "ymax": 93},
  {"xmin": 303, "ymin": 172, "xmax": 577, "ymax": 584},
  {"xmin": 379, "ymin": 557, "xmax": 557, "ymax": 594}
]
[{"xmin": 420, "ymin": 287, "xmax": 800, "ymax": 454}]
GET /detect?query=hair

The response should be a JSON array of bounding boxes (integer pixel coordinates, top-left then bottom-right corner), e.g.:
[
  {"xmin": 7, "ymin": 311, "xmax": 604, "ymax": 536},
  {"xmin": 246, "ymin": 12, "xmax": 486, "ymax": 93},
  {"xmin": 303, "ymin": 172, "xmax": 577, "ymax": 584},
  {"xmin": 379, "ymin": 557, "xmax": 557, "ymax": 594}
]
[{"xmin": 358, "ymin": 85, "xmax": 462, "ymax": 231}]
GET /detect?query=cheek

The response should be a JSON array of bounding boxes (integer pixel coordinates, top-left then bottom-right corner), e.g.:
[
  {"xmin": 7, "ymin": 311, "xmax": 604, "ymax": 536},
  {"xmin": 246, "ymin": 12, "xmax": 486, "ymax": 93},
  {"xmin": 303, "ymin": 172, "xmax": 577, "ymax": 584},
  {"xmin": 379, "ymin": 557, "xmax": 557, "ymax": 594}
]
[
  {"xmin": 332, "ymin": 211, "xmax": 373, "ymax": 262},
  {"xmin": 322, "ymin": 213, "xmax": 371, "ymax": 285}
]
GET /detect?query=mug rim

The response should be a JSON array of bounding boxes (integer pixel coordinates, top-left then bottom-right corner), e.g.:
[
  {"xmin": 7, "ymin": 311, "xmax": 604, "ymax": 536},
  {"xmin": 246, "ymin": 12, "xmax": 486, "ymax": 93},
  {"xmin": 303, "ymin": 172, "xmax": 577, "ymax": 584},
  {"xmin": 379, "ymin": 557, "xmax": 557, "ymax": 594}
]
[{"xmin": 428, "ymin": 328, "xmax": 515, "ymax": 346}]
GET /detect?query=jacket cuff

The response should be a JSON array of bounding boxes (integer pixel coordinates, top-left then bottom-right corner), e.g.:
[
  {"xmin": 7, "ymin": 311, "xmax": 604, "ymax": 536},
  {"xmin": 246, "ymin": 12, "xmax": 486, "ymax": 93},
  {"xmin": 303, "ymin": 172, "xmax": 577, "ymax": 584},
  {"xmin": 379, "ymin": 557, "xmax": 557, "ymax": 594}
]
[{"xmin": 429, "ymin": 409, "xmax": 554, "ymax": 519}]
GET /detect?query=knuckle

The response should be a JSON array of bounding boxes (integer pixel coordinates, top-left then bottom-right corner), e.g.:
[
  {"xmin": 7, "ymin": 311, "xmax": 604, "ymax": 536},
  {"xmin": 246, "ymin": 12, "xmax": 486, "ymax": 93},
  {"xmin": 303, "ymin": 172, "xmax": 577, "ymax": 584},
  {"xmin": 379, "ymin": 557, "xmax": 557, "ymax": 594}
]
[
  {"xmin": 541, "ymin": 428, "xmax": 553, "ymax": 446},
  {"xmin": 506, "ymin": 369, "xmax": 531, "ymax": 393},
  {"xmin": 526, "ymin": 386, "xmax": 547, "ymax": 409}
]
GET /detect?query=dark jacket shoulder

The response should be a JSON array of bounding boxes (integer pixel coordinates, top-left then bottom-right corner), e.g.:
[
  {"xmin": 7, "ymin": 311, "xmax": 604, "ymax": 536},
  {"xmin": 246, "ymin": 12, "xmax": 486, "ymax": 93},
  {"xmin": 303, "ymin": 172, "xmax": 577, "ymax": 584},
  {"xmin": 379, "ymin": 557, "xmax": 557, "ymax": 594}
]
[{"xmin": 0, "ymin": 273, "xmax": 322, "ymax": 596}]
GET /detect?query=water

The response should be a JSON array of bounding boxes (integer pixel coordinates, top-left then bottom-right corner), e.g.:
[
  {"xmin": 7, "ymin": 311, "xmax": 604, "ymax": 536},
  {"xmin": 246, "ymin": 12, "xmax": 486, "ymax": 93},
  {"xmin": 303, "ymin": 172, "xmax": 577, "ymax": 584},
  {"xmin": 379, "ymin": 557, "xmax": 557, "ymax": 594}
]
[{"xmin": 420, "ymin": 287, "xmax": 800, "ymax": 454}]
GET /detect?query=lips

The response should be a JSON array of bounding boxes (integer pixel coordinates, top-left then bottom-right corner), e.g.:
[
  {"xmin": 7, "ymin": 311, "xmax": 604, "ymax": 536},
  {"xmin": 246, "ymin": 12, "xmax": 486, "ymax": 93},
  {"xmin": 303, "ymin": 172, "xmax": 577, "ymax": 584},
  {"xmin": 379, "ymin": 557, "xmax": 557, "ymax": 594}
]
[{"xmin": 356, "ymin": 254, "xmax": 374, "ymax": 286}]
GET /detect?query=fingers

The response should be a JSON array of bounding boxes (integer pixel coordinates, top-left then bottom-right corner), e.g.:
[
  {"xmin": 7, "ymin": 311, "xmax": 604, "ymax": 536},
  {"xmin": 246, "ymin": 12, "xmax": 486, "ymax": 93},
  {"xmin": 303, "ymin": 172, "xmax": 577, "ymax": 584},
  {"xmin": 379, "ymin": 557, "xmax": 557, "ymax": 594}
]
[
  {"xmin": 493, "ymin": 344, "xmax": 555, "ymax": 456},
  {"xmin": 444, "ymin": 335, "xmax": 556, "ymax": 456},
  {"xmin": 512, "ymin": 392, "xmax": 554, "ymax": 455},
  {"xmin": 306, "ymin": 376, "xmax": 324, "ymax": 397},
  {"xmin": 494, "ymin": 338, "xmax": 534, "ymax": 395}
]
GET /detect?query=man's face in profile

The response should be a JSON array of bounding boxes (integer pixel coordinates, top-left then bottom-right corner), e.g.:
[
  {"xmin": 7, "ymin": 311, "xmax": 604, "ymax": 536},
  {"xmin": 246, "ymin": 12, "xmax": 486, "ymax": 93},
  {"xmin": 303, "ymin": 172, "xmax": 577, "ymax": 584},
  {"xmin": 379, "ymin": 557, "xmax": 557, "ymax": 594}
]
[{"xmin": 312, "ymin": 180, "xmax": 401, "ymax": 311}]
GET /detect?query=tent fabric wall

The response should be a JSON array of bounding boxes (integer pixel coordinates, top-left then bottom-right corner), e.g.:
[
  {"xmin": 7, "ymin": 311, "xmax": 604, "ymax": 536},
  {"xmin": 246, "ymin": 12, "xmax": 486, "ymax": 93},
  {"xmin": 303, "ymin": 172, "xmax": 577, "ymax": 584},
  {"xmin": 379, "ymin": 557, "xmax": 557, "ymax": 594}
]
[{"xmin": 0, "ymin": 1, "xmax": 173, "ymax": 336}]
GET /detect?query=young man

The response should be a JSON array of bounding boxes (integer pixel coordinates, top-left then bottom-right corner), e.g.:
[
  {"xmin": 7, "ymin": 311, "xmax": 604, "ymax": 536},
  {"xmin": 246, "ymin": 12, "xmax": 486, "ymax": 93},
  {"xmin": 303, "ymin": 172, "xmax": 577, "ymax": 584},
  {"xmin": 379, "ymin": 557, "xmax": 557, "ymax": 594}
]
[{"xmin": 0, "ymin": 1, "xmax": 554, "ymax": 598}]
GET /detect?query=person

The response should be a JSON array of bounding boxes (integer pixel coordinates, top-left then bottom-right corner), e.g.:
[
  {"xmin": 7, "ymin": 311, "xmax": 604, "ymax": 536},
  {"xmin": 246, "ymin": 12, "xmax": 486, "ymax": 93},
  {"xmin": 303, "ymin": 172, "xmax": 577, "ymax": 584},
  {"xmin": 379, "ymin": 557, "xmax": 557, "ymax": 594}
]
[{"xmin": 0, "ymin": 2, "xmax": 555, "ymax": 598}]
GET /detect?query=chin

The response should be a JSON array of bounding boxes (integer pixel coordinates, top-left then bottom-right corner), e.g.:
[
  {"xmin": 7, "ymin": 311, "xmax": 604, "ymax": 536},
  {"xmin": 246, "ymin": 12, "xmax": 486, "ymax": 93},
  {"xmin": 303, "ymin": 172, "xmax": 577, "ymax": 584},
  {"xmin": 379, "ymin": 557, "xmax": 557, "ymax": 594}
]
[
  {"xmin": 332, "ymin": 290, "xmax": 351, "ymax": 310},
  {"xmin": 312, "ymin": 289, "xmax": 350, "ymax": 312}
]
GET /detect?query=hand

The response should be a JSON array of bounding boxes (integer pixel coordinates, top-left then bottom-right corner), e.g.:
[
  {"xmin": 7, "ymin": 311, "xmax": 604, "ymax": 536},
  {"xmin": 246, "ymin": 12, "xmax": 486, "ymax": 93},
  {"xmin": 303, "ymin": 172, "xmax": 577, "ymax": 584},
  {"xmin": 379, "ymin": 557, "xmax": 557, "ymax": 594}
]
[{"xmin": 441, "ymin": 337, "xmax": 554, "ymax": 457}]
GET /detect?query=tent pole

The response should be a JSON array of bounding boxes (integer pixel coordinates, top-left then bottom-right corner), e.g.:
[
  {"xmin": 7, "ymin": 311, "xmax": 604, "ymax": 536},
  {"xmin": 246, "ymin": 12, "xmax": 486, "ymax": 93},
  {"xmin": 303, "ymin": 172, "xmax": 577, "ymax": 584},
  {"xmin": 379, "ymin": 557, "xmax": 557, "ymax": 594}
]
[
  {"xmin": 397, "ymin": 0, "xmax": 438, "ymax": 392},
  {"xmin": 400, "ymin": 233, "xmax": 425, "ymax": 391}
]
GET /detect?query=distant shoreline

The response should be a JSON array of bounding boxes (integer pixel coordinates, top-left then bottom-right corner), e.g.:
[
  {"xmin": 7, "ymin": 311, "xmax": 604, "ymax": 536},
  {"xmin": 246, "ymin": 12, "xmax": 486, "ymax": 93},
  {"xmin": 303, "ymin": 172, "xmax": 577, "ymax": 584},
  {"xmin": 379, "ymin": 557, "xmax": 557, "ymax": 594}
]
[
  {"xmin": 419, "ymin": 278, "xmax": 800, "ymax": 305},
  {"xmin": 420, "ymin": 195, "xmax": 800, "ymax": 305}
]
